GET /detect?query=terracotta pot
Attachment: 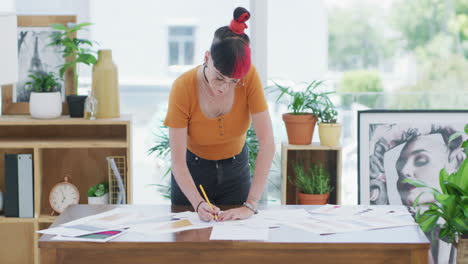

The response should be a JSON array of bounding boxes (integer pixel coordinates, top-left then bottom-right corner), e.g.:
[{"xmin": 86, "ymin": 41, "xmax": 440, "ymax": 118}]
[
  {"xmin": 282, "ymin": 113, "xmax": 317, "ymax": 145},
  {"xmin": 319, "ymin": 122, "xmax": 342, "ymax": 147},
  {"xmin": 458, "ymin": 236, "xmax": 468, "ymax": 264},
  {"xmin": 298, "ymin": 192, "xmax": 329, "ymax": 205}
]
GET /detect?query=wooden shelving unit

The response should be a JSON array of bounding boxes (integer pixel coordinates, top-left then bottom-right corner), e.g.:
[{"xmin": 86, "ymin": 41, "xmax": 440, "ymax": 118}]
[
  {"xmin": 0, "ymin": 115, "xmax": 132, "ymax": 264},
  {"xmin": 281, "ymin": 142, "xmax": 343, "ymax": 205}
]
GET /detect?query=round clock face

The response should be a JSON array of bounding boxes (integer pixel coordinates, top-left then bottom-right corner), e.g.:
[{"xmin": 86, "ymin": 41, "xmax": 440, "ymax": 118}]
[{"xmin": 49, "ymin": 182, "xmax": 80, "ymax": 213}]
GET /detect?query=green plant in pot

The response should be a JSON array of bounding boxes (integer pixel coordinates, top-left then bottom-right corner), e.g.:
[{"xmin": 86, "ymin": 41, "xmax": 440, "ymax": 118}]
[
  {"xmin": 87, "ymin": 182, "xmax": 109, "ymax": 205},
  {"xmin": 273, "ymin": 80, "xmax": 330, "ymax": 145},
  {"xmin": 25, "ymin": 71, "xmax": 62, "ymax": 119},
  {"xmin": 289, "ymin": 161, "xmax": 333, "ymax": 205},
  {"xmin": 49, "ymin": 22, "xmax": 97, "ymax": 117},
  {"xmin": 404, "ymin": 124, "xmax": 468, "ymax": 264},
  {"xmin": 318, "ymin": 96, "xmax": 341, "ymax": 147}
]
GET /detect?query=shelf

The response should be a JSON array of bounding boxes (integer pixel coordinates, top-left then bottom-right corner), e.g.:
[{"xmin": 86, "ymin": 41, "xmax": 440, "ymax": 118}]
[
  {"xmin": 281, "ymin": 144, "xmax": 343, "ymax": 205},
  {"xmin": 0, "ymin": 215, "xmax": 36, "ymax": 223},
  {"xmin": 0, "ymin": 115, "xmax": 131, "ymax": 125},
  {"xmin": 0, "ymin": 138, "xmax": 127, "ymax": 148},
  {"xmin": 0, "ymin": 115, "xmax": 132, "ymax": 264},
  {"xmin": 38, "ymin": 215, "xmax": 57, "ymax": 223},
  {"xmin": 282, "ymin": 142, "xmax": 342, "ymax": 150},
  {"xmin": 0, "ymin": 215, "xmax": 57, "ymax": 223}
]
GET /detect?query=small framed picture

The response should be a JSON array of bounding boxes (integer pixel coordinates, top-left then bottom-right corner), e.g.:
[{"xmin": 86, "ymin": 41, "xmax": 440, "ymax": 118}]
[
  {"xmin": 2, "ymin": 15, "xmax": 76, "ymax": 115},
  {"xmin": 358, "ymin": 110, "xmax": 468, "ymax": 205}
]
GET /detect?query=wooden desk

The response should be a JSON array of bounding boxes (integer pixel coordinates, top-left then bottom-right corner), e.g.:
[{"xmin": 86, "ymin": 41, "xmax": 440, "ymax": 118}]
[{"xmin": 39, "ymin": 205, "xmax": 430, "ymax": 264}]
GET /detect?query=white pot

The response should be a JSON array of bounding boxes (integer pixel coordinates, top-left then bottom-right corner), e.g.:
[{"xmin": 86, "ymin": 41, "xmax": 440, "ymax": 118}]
[
  {"xmin": 29, "ymin": 92, "xmax": 62, "ymax": 119},
  {"xmin": 0, "ymin": 192, "xmax": 3, "ymax": 212},
  {"xmin": 87, "ymin": 193, "xmax": 109, "ymax": 205}
]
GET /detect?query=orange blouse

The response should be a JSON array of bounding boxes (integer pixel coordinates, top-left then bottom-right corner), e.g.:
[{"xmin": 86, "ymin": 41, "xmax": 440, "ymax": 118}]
[{"xmin": 164, "ymin": 65, "xmax": 268, "ymax": 160}]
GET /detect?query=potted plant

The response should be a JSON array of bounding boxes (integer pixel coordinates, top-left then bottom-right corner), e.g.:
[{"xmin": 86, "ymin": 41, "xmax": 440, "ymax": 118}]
[
  {"xmin": 274, "ymin": 80, "xmax": 330, "ymax": 145},
  {"xmin": 289, "ymin": 161, "xmax": 333, "ymax": 205},
  {"xmin": 25, "ymin": 71, "xmax": 62, "ymax": 119},
  {"xmin": 49, "ymin": 22, "xmax": 97, "ymax": 117},
  {"xmin": 87, "ymin": 182, "xmax": 109, "ymax": 205},
  {"xmin": 405, "ymin": 124, "xmax": 468, "ymax": 263},
  {"xmin": 318, "ymin": 97, "xmax": 341, "ymax": 147}
]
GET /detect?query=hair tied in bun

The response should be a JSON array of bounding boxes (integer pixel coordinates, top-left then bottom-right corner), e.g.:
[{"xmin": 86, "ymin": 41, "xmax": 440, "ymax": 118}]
[{"xmin": 229, "ymin": 7, "xmax": 250, "ymax": 35}]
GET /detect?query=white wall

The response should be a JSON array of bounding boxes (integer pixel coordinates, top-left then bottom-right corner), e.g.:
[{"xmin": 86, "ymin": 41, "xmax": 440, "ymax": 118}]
[
  {"xmin": 89, "ymin": 0, "xmax": 248, "ymax": 83},
  {"xmin": 0, "ymin": 0, "xmax": 16, "ymax": 12},
  {"xmin": 267, "ymin": 0, "xmax": 327, "ymax": 81},
  {"xmin": 16, "ymin": 0, "xmax": 89, "ymax": 21},
  {"xmin": 14, "ymin": 0, "xmax": 327, "ymax": 84}
]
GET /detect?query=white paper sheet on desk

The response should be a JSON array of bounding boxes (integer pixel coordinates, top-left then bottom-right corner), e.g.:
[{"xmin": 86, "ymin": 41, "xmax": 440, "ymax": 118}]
[
  {"xmin": 210, "ymin": 225, "xmax": 269, "ymax": 240},
  {"xmin": 259, "ymin": 208, "xmax": 312, "ymax": 222},
  {"xmin": 310, "ymin": 204, "xmax": 410, "ymax": 217},
  {"xmin": 172, "ymin": 211, "xmax": 280, "ymax": 228},
  {"xmin": 129, "ymin": 219, "xmax": 211, "ymax": 234},
  {"xmin": 285, "ymin": 214, "xmax": 417, "ymax": 235},
  {"xmin": 61, "ymin": 208, "xmax": 173, "ymax": 229},
  {"xmin": 37, "ymin": 226, "xmax": 107, "ymax": 237}
]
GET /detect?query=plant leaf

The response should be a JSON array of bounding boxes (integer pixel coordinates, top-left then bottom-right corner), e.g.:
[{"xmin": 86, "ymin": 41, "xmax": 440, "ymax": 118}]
[
  {"xmin": 452, "ymin": 217, "xmax": 468, "ymax": 233},
  {"xmin": 451, "ymin": 159, "xmax": 468, "ymax": 193},
  {"xmin": 50, "ymin": 23, "xmax": 67, "ymax": 31},
  {"xmin": 416, "ymin": 213, "xmax": 439, "ymax": 232},
  {"xmin": 402, "ymin": 178, "xmax": 441, "ymax": 194},
  {"xmin": 439, "ymin": 168, "xmax": 450, "ymax": 194},
  {"xmin": 434, "ymin": 194, "xmax": 457, "ymax": 218},
  {"xmin": 445, "ymin": 181, "xmax": 467, "ymax": 196}
]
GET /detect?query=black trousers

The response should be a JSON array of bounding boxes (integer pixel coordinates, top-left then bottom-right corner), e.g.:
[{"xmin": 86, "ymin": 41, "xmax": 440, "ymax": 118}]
[{"xmin": 171, "ymin": 144, "xmax": 251, "ymax": 206}]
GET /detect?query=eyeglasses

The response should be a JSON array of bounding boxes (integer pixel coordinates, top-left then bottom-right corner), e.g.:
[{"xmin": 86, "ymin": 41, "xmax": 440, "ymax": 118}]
[
  {"xmin": 206, "ymin": 61, "xmax": 240, "ymax": 86},
  {"xmin": 212, "ymin": 69, "xmax": 240, "ymax": 86}
]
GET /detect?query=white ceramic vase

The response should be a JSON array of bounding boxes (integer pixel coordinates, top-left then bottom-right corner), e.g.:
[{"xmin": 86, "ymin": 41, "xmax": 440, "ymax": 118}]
[
  {"xmin": 87, "ymin": 193, "xmax": 109, "ymax": 205},
  {"xmin": 29, "ymin": 92, "xmax": 62, "ymax": 119},
  {"xmin": 0, "ymin": 192, "xmax": 3, "ymax": 212}
]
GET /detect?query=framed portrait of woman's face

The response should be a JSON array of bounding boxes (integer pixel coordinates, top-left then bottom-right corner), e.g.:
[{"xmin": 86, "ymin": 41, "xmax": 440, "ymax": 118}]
[{"xmin": 358, "ymin": 110, "xmax": 468, "ymax": 205}]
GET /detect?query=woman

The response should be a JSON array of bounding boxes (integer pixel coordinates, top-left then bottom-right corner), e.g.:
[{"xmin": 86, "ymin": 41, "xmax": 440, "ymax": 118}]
[
  {"xmin": 164, "ymin": 7, "xmax": 275, "ymax": 222},
  {"xmin": 396, "ymin": 125, "xmax": 465, "ymax": 206}
]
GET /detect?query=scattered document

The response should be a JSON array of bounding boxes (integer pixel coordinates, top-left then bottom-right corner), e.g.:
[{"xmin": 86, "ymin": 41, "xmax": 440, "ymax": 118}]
[
  {"xmin": 129, "ymin": 219, "xmax": 210, "ymax": 234},
  {"xmin": 259, "ymin": 208, "xmax": 312, "ymax": 222},
  {"xmin": 62, "ymin": 208, "xmax": 173, "ymax": 229},
  {"xmin": 310, "ymin": 204, "xmax": 410, "ymax": 217},
  {"xmin": 285, "ymin": 214, "xmax": 416, "ymax": 235},
  {"xmin": 210, "ymin": 225, "xmax": 269, "ymax": 241},
  {"xmin": 37, "ymin": 226, "xmax": 107, "ymax": 237},
  {"xmin": 39, "ymin": 205, "xmax": 418, "ymax": 242},
  {"xmin": 51, "ymin": 228, "xmax": 128, "ymax": 242}
]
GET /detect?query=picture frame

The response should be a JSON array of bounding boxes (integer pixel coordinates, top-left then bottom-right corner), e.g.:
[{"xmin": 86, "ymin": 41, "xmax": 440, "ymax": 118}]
[
  {"xmin": 1, "ymin": 15, "xmax": 77, "ymax": 115},
  {"xmin": 358, "ymin": 110, "xmax": 468, "ymax": 205}
]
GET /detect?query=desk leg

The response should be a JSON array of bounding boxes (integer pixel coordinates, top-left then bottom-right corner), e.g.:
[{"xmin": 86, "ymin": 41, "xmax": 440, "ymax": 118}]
[
  {"xmin": 40, "ymin": 248, "xmax": 57, "ymax": 264},
  {"xmin": 411, "ymin": 248, "xmax": 428, "ymax": 264}
]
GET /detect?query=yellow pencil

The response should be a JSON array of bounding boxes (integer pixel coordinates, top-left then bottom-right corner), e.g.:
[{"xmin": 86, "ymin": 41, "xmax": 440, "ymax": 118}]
[{"xmin": 199, "ymin": 184, "xmax": 218, "ymax": 220}]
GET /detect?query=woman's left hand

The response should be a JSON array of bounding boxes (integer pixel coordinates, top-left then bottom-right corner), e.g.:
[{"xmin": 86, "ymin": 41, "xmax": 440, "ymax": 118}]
[{"xmin": 217, "ymin": 206, "xmax": 254, "ymax": 221}]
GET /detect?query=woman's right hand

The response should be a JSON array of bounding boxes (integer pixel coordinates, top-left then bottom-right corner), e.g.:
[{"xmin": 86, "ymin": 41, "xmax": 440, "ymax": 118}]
[{"xmin": 197, "ymin": 202, "xmax": 220, "ymax": 222}]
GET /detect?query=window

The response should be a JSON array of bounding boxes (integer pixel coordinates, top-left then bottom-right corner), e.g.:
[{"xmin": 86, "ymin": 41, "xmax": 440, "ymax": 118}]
[{"xmin": 168, "ymin": 26, "xmax": 195, "ymax": 66}]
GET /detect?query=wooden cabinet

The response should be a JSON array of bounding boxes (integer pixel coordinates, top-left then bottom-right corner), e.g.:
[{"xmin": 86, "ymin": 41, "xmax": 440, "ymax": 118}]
[
  {"xmin": 0, "ymin": 115, "xmax": 132, "ymax": 264},
  {"xmin": 281, "ymin": 143, "xmax": 343, "ymax": 205}
]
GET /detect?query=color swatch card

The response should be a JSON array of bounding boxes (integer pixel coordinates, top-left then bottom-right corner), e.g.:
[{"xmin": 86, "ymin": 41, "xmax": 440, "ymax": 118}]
[{"xmin": 51, "ymin": 229, "xmax": 128, "ymax": 242}]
